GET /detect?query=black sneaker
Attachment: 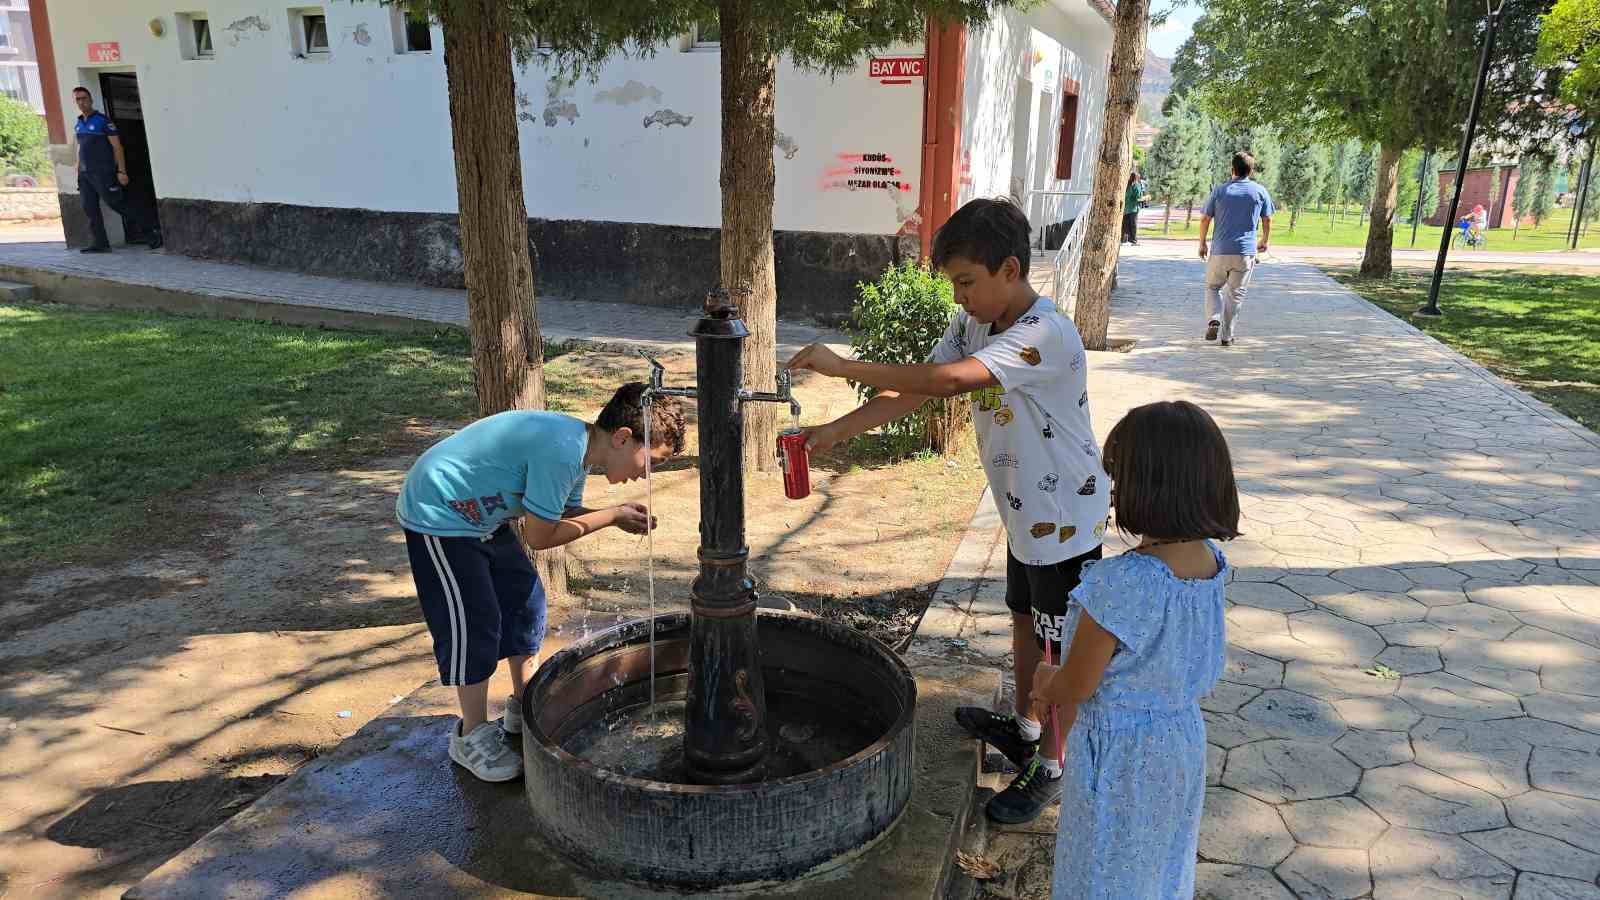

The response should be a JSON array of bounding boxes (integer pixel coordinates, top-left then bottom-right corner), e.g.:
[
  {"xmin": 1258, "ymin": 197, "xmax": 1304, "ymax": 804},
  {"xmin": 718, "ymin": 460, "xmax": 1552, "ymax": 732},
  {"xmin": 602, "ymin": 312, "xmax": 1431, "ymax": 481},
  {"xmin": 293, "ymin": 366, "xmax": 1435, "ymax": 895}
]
[
  {"xmin": 1204, "ymin": 320, "xmax": 1220, "ymax": 342},
  {"xmin": 80, "ymin": 245, "xmax": 111, "ymax": 254},
  {"xmin": 147, "ymin": 232, "xmax": 164, "ymax": 250},
  {"xmin": 953, "ymin": 707, "xmax": 1039, "ymax": 771},
  {"xmin": 986, "ymin": 757, "xmax": 1062, "ymax": 824}
]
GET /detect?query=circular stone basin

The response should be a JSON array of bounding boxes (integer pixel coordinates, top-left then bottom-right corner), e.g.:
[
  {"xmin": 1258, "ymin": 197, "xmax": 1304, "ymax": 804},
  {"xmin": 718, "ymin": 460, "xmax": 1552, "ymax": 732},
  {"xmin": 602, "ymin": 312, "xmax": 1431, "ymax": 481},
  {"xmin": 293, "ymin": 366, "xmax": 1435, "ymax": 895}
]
[{"xmin": 521, "ymin": 611, "xmax": 916, "ymax": 890}]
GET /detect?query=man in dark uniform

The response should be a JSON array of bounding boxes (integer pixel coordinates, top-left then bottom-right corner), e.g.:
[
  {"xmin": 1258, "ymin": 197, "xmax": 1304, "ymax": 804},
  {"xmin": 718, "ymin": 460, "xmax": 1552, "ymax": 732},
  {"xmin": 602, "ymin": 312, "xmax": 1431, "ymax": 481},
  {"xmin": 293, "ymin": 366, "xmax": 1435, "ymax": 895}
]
[{"xmin": 73, "ymin": 86, "xmax": 161, "ymax": 253}]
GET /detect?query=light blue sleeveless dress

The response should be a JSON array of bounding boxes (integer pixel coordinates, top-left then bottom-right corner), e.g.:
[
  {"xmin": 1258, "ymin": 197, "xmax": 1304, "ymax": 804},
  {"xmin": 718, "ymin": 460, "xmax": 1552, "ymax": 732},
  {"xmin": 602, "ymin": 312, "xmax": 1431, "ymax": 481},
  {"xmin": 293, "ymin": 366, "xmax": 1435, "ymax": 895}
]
[{"xmin": 1050, "ymin": 544, "xmax": 1228, "ymax": 899}]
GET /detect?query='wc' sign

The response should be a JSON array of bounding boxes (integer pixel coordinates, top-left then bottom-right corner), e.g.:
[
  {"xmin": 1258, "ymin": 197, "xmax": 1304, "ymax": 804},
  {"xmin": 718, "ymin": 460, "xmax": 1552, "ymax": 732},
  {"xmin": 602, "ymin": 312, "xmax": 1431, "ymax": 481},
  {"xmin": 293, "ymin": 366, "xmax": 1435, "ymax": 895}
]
[{"xmin": 869, "ymin": 57, "xmax": 925, "ymax": 83}]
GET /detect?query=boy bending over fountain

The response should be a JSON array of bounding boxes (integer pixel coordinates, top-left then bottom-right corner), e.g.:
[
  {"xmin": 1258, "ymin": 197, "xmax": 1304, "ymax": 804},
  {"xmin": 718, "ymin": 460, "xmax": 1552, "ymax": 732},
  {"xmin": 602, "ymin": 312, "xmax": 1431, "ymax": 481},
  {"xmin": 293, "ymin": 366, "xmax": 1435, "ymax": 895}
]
[
  {"xmin": 395, "ymin": 383, "xmax": 687, "ymax": 782},
  {"xmin": 787, "ymin": 197, "xmax": 1109, "ymax": 824}
]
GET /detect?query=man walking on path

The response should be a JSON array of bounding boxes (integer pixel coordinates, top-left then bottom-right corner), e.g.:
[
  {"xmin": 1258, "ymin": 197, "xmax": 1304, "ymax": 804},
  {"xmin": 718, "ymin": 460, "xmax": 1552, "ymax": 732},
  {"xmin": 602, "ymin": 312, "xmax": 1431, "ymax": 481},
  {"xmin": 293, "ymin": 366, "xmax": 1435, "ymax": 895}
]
[
  {"xmin": 1197, "ymin": 152, "xmax": 1271, "ymax": 347},
  {"xmin": 73, "ymin": 86, "xmax": 161, "ymax": 253}
]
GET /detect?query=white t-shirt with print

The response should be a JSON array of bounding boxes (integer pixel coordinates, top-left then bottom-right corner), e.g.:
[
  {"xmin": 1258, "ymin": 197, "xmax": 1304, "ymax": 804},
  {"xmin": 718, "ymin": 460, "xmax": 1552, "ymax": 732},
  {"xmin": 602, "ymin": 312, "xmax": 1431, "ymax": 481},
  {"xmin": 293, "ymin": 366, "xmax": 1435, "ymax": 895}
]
[{"xmin": 930, "ymin": 296, "xmax": 1110, "ymax": 565}]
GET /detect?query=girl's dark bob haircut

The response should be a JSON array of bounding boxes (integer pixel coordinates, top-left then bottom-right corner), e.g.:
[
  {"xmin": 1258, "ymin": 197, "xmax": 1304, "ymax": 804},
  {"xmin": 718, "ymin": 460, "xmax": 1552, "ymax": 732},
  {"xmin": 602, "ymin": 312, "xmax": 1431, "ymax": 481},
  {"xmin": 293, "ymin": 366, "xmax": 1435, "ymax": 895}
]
[{"xmin": 1103, "ymin": 400, "xmax": 1241, "ymax": 541}]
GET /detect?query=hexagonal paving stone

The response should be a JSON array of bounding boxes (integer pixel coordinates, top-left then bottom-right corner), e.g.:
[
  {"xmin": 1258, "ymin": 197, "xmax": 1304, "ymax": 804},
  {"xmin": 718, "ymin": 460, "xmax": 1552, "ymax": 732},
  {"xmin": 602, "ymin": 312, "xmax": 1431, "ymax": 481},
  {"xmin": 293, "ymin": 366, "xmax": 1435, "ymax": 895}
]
[
  {"xmin": 1519, "ymin": 609, "xmax": 1600, "ymax": 655},
  {"xmin": 1398, "ymin": 671, "xmax": 1525, "ymax": 721},
  {"xmin": 1377, "ymin": 621, "xmax": 1455, "ymax": 647},
  {"xmin": 1202, "ymin": 680, "xmax": 1264, "ymax": 715},
  {"xmin": 1230, "ymin": 581, "xmax": 1315, "ymax": 612},
  {"xmin": 1507, "ymin": 791, "xmax": 1600, "ymax": 854},
  {"xmin": 1288, "ymin": 610, "xmax": 1387, "ymax": 660},
  {"xmin": 1222, "ymin": 740, "xmax": 1361, "ymax": 804},
  {"xmin": 1412, "ymin": 717, "xmax": 1533, "ymax": 798},
  {"xmin": 1530, "ymin": 746, "xmax": 1600, "ymax": 801},
  {"xmin": 1199, "ymin": 787, "xmax": 1296, "ymax": 866},
  {"xmin": 1284, "ymin": 659, "xmax": 1402, "ymax": 700},
  {"xmin": 1514, "ymin": 873, "xmax": 1600, "ymax": 900},
  {"xmin": 1375, "ymin": 644, "xmax": 1442, "ymax": 674},
  {"xmin": 1334, "ymin": 728, "xmax": 1413, "ymax": 768},
  {"xmin": 1205, "ymin": 710, "xmax": 1276, "ymax": 749},
  {"xmin": 1456, "ymin": 559, "xmax": 1538, "ymax": 581},
  {"xmin": 1441, "ymin": 636, "xmax": 1547, "ymax": 695},
  {"xmin": 1468, "ymin": 582, "xmax": 1570, "ymax": 614},
  {"xmin": 1225, "ymin": 646, "xmax": 1286, "ymax": 690},
  {"xmin": 1522, "ymin": 691, "xmax": 1600, "ymax": 735},
  {"xmin": 1464, "ymin": 827, "xmax": 1600, "ymax": 883},
  {"xmin": 1411, "ymin": 587, "xmax": 1473, "ymax": 607},
  {"xmin": 1370, "ymin": 827, "xmax": 1516, "ymax": 900},
  {"xmin": 1332, "ymin": 695, "xmax": 1423, "ymax": 731},
  {"xmin": 1318, "ymin": 591, "xmax": 1432, "ymax": 626},
  {"xmin": 1279, "ymin": 573, "xmax": 1348, "ymax": 599},
  {"xmin": 1542, "ymin": 661, "xmax": 1600, "ymax": 699},
  {"xmin": 1429, "ymin": 603, "xmax": 1526, "ymax": 641},
  {"xmin": 1207, "ymin": 741, "xmax": 1224, "ymax": 786},
  {"xmin": 1239, "ymin": 690, "xmax": 1347, "ymax": 741},
  {"xmin": 1359, "ymin": 763, "xmax": 1509, "ymax": 833},
  {"xmin": 1194, "ymin": 863, "xmax": 1297, "ymax": 900},
  {"xmin": 1406, "ymin": 566, "xmax": 1470, "ymax": 588},
  {"xmin": 1277, "ymin": 846, "xmax": 1371, "ymax": 900},
  {"xmin": 1279, "ymin": 796, "xmax": 1388, "ymax": 850},
  {"xmin": 1492, "ymin": 716, "xmax": 1600, "ymax": 754},
  {"xmin": 1331, "ymin": 565, "xmax": 1415, "ymax": 593}
]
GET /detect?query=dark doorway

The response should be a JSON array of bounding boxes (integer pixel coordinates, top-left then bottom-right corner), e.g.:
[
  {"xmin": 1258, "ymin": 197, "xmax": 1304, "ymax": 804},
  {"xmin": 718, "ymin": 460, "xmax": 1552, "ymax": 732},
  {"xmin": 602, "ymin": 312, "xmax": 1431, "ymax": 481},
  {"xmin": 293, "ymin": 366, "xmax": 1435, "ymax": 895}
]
[{"xmin": 98, "ymin": 72, "xmax": 160, "ymax": 244}]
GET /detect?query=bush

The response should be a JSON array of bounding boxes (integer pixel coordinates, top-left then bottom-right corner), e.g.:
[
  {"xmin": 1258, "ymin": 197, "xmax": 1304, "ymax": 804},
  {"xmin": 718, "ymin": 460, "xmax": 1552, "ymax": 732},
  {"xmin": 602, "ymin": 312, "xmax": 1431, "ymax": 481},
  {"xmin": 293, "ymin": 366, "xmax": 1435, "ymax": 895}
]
[
  {"xmin": 0, "ymin": 96, "xmax": 47, "ymax": 179},
  {"xmin": 849, "ymin": 259, "xmax": 971, "ymax": 456}
]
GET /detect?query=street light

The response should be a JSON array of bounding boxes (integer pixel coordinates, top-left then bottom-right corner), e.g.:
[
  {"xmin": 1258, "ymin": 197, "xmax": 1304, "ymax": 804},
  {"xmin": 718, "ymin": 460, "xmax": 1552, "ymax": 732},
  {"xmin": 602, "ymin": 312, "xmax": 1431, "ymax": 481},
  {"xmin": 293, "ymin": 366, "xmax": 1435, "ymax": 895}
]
[{"xmin": 1419, "ymin": 0, "xmax": 1508, "ymax": 318}]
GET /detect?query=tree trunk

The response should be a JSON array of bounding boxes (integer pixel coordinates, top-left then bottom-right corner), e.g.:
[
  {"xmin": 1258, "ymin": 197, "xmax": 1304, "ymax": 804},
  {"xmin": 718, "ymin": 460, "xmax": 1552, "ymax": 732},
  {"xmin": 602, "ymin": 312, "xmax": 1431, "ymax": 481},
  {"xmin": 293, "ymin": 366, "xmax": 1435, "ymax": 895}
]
[
  {"xmin": 1289, "ymin": 207, "xmax": 1298, "ymax": 231},
  {"xmin": 1358, "ymin": 143, "xmax": 1403, "ymax": 278},
  {"xmin": 441, "ymin": 0, "xmax": 565, "ymax": 597},
  {"xmin": 1185, "ymin": 202, "xmax": 1195, "ymax": 227},
  {"xmin": 720, "ymin": 0, "xmax": 779, "ymax": 474},
  {"xmin": 1162, "ymin": 199, "xmax": 1172, "ymax": 234},
  {"xmin": 1072, "ymin": 0, "xmax": 1149, "ymax": 350}
]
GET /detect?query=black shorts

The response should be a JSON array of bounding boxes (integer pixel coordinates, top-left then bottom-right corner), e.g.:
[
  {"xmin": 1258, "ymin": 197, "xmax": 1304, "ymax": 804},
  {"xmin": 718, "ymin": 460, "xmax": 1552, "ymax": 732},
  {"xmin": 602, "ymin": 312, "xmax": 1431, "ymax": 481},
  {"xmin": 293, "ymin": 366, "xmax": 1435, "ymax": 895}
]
[
  {"xmin": 404, "ymin": 526, "xmax": 547, "ymax": 687},
  {"xmin": 1006, "ymin": 544, "xmax": 1104, "ymax": 655}
]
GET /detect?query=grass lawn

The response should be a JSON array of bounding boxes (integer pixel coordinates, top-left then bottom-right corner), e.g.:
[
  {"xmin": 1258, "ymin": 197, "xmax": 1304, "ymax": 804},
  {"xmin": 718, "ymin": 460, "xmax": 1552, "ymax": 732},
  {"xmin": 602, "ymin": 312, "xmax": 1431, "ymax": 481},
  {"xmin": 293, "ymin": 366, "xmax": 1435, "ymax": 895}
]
[
  {"xmin": 1144, "ymin": 206, "xmax": 1598, "ymax": 252},
  {"xmin": 1329, "ymin": 269, "xmax": 1600, "ymax": 433},
  {"xmin": 0, "ymin": 303, "xmax": 480, "ymax": 569}
]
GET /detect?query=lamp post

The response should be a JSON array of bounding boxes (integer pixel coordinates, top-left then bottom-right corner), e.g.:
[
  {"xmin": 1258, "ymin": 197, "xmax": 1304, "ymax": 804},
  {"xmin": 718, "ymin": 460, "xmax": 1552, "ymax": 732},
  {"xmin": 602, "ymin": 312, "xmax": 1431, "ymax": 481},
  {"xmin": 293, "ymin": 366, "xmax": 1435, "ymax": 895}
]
[
  {"xmin": 1411, "ymin": 151, "xmax": 1432, "ymax": 248},
  {"xmin": 1418, "ymin": 0, "xmax": 1507, "ymax": 318}
]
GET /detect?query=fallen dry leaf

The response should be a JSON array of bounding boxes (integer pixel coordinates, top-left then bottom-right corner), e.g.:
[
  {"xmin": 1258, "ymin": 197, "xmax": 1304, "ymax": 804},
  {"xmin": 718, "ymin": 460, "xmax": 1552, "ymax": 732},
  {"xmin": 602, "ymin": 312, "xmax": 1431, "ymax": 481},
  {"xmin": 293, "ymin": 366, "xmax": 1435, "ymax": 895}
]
[{"xmin": 955, "ymin": 851, "xmax": 1002, "ymax": 881}]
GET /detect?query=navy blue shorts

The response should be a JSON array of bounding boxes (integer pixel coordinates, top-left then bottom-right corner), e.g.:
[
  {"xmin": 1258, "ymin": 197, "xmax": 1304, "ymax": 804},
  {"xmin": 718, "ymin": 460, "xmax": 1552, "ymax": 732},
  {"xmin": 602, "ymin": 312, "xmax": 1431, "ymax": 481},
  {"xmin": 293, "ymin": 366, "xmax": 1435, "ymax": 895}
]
[{"xmin": 404, "ymin": 526, "xmax": 547, "ymax": 686}]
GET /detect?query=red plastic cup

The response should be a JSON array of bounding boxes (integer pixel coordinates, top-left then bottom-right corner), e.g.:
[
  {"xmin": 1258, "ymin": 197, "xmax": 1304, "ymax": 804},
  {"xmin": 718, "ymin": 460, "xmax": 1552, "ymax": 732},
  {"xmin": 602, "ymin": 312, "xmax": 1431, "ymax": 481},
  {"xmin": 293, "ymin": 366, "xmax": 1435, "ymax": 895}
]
[{"xmin": 777, "ymin": 429, "xmax": 811, "ymax": 500}]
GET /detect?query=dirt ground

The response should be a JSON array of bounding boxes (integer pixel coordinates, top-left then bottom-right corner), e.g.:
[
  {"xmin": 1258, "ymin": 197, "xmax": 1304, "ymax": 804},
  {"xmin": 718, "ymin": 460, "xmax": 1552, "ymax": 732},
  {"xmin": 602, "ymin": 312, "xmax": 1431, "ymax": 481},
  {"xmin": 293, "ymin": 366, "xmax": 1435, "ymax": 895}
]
[{"xmin": 0, "ymin": 349, "xmax": 983, "ymax": 899}]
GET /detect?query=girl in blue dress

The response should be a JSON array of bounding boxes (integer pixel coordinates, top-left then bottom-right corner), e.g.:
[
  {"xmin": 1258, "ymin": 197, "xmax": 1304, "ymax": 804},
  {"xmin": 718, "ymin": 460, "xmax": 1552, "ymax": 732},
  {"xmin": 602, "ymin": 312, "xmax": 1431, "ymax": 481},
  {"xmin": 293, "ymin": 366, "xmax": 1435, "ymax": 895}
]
[{"xmin": 1031, "ymin": 400, "xmax": 1238, "ymax": 899}]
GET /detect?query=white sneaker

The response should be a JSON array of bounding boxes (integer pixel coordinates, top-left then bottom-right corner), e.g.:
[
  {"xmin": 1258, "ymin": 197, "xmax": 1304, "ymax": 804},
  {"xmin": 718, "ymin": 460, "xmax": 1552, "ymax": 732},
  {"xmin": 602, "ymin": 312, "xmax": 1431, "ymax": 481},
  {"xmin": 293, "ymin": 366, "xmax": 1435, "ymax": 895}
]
[
  {"xmin": 448, "ymin": 720, "xmax": 522, "ymax": 782},
  {"xmin": 501, "ymin": 694, "xmax": 522, "ymax": 735}
]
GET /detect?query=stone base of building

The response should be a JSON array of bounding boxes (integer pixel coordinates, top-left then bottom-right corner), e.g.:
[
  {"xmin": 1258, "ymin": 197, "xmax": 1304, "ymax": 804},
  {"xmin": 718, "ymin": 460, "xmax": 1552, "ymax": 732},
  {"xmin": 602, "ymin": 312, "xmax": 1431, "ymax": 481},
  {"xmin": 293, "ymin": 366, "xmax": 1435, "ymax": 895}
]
[{"xmin": 60, "ymin": 195, "xmax": 918, "ymax": 323}]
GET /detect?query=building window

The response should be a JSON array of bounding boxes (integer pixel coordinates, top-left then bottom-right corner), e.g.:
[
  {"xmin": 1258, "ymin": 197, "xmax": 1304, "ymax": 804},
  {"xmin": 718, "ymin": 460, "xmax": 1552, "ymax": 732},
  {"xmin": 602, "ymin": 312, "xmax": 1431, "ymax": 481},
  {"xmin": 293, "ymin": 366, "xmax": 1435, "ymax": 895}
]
[
  {"xmin": 194, "ymin": 17, "xmax": 213, "ymax": 56},
  {"xmin": 690, "ymin": 18, "xmax": 719, "ymax": 49},
  {"xmin": 393, "ymin": 7, "xmax": 431, "ymax": 53},
  {"xmin": 176, "ymin": 13, "xmax": 213, "ymax": 59},
  {"xmin": 1055, "ymin": 78, "xmax": 1080, "ymax": 180},
  {"xmin": 0, "ymin": 67, "xmax": 22, "ymax": 101},
  {"xmin": 290, "ymin": 7, "xmax": 329, "ymax": 56},
  {"xmin": 0, "ymin": 15, "xmax": 12, "ymax": 51}
]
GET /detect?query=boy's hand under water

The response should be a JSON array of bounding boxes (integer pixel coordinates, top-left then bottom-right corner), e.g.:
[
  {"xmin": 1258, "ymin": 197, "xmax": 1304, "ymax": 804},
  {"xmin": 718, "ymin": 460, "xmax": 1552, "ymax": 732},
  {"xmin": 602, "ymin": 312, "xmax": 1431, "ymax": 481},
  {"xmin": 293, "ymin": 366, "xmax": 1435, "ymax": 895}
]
[{"xmin": 613, "ymin": 502, "xmax": 657, "ymax": 535}]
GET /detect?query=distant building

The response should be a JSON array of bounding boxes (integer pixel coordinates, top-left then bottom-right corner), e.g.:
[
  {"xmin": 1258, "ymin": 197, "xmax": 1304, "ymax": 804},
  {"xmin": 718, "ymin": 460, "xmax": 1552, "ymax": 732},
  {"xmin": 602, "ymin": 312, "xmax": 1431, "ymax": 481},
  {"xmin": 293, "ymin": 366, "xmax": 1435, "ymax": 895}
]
[
  {"xmin": 1425, "ymin": 163, "xmax": 1527, "ymax": 229},
  {"xmin": 1, "ymin": 0, "xmax": 47, "ymax": 115},
  {"xmin": 36, "ymin": 0, "xmax": 1115, "ymax": 321}
]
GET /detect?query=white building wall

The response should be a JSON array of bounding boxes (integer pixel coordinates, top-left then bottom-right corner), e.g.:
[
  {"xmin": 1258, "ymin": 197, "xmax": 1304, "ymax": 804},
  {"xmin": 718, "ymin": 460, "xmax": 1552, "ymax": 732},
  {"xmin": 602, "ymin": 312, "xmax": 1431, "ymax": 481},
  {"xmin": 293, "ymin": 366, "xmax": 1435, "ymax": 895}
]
[
  {"xmin": 44, "ymin": 0, "xmax": 926, "ymax": 237},
  {"xmin": 959, "ymin": 2, "xmax": 1111, "ymax": 235}
]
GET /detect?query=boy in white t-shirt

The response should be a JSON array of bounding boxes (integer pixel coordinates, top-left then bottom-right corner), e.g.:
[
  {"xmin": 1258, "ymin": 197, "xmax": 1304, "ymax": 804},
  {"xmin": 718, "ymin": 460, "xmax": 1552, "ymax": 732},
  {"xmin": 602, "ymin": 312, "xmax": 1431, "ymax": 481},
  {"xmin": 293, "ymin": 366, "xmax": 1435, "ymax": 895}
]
[{"xmin": 787, "ymin": 198, "xmax": 1109, "ymax": 825}]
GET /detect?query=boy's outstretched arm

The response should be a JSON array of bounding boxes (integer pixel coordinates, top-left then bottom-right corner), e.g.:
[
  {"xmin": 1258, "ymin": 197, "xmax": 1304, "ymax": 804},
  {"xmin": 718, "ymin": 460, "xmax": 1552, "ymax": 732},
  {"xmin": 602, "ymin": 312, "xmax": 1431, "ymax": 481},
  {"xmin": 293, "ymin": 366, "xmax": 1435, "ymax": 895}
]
[
  {"xmin": 787, "ymin": 343, "xmax": 996, "ymax": 399},
  {"xmin": 517, "ymin": 503, "xmax": 652, "ymax": 550},
  {"xmin": 802, "ymin": 390, "xmax": 928, "ymax": 452}
]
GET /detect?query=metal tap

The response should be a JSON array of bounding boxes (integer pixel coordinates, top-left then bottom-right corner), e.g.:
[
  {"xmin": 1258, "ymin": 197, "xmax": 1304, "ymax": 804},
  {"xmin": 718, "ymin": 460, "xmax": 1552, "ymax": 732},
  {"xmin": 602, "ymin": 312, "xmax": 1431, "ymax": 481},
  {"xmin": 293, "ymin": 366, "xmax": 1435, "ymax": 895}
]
[
  {"xmin": 640, "ymin": 352, "xmax": 697, "ymax": 400},
  {"xmin": 739, "ymin": 369, "xmax": 802, "ymax": 421}
]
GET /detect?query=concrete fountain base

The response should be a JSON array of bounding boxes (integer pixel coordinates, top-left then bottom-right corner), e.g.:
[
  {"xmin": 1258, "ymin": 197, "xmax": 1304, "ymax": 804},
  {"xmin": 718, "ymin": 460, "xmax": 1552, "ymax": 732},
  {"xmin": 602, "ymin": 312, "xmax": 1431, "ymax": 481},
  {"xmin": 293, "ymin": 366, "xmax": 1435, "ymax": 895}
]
[{"xmin": 125, "ymin": 653, "xmax": 996, "ymax": 900}]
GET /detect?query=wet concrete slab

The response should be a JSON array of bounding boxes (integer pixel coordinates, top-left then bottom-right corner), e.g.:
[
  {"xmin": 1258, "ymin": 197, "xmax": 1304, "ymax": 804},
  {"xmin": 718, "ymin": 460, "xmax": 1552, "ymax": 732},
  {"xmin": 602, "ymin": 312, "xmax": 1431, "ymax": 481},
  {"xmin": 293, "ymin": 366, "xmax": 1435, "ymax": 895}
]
[{"xmin": 126, "ymin": 654, "xmax": 996, "ymax": 900}]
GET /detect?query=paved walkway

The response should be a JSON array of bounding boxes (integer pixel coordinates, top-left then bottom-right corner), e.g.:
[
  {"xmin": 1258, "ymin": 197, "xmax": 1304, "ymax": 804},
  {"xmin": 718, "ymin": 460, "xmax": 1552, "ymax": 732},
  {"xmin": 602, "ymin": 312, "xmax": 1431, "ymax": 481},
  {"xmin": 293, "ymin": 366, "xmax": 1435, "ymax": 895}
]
[
  {"xmin": 918, "ymin": 243, "xmax": 1600, "ymax": 899},
  {"xmin": 1135, "ymin": 232, "xmax": 1600, "ymax": 270},
  {"xmin": 0, "ymin": 240, "xmax": 842, "ymax": 356}
]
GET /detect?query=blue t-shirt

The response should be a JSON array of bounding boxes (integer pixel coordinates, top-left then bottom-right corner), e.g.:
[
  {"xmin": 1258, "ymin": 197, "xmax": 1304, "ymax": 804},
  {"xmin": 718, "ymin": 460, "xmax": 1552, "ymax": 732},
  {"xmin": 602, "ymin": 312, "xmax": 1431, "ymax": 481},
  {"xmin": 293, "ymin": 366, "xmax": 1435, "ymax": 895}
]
[
  {"xmin": 76, "ymin": 111, "xmax": 119, "ymax": 176},
  {"xmin": 396, "ymin": 411, "xmax": 588, "ymax": 538},
  {"xmin": 1202, "ymin": 178, "xmax": 1274, "ymax": 257}
]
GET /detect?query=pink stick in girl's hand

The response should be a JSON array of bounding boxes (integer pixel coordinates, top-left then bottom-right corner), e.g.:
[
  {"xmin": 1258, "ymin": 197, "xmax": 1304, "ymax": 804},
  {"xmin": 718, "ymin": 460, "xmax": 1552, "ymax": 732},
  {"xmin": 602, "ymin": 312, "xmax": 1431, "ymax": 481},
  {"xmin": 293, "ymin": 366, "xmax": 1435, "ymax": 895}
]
[{"xmin": 1044, "ymin": 640, "xmax": 1064, "ymax": 767}]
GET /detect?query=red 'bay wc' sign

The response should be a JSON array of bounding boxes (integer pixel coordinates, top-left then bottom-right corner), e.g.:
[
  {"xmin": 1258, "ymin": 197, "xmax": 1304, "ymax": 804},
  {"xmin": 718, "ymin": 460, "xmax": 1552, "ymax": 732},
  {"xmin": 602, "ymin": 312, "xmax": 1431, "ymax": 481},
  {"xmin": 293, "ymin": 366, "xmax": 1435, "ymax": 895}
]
[
  {"xmin": 88, "ymin": 42, "xmax": 122, "ymax": 63},
  {"xmin": 869, "ymin": 56, "xmax": 925, "ymax": 83}
]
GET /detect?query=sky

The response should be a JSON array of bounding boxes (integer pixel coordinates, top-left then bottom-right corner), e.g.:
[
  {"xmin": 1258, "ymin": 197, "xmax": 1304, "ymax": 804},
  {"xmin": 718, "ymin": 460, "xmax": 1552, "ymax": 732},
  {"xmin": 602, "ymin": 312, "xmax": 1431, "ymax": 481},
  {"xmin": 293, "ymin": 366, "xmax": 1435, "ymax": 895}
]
[{"xmin": 1147, "ymin": 4, "xmax": 1201, "ymax": 59}]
